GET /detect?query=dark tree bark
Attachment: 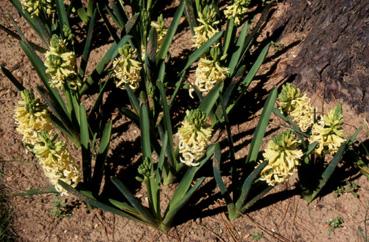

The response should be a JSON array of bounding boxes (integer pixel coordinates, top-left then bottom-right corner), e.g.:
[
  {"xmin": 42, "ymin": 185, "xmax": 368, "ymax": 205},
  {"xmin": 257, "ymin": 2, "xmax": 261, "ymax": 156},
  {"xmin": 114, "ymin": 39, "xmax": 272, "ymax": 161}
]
[{"xmin": 279, "ymin": 0, "xmax": 369, "ymax": 114}]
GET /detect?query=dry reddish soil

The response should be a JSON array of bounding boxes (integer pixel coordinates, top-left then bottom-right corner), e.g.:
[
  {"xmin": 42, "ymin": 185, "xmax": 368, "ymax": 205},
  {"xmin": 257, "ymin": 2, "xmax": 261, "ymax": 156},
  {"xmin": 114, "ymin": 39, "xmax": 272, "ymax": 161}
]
[{"xmin": 1, "ymin": 1, "xmax": 369, "ymax": 242}]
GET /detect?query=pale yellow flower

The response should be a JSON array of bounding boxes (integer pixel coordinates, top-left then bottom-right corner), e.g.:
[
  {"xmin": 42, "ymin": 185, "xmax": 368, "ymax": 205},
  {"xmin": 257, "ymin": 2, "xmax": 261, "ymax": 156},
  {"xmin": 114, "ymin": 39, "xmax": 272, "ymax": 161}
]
[
  {"xmin": 150, "ymin": 14, "xmax": 167, "ymax": 50},
  {"xmin": 193, "ymin": 5, "xmax": 220, "ymax": 47},
  {"xmin": 14, "ymin": 91, "xmax": 53, "ymax": 147},
  {"xmin": 309, "ymin": 106, "xmax": 346, "ymax": 156},
  {"xmin": 33, "ymin": 133, "xmax": 81, "ymax": 195},
  {"xmin": 178, "ymin": 110, "xmax": 212, "ymax": 166},
  {"xmin": 190, "ymin": 57, "xmax": 228, "ymax": 97},
  {"xmin": 44, "ymin": 35, "xmax": 79, "ymax": 90},
  {"xmin": 277, "ymin": 83, "xmax": 314, "ymax": 132},
  {"xmin": 112, "ymin": 44, "xmax": 142, "ymax": 90},
  {"xmin": 224, "ymin": 0, "xmax": 251, "ymax": 26},
  {"xmin": 21, "ymin": 0, "xmax": 55, "ymax": 17},
  {"xmin": 259, "ymin": 131, "xmax": 303, "ymax": 186}
]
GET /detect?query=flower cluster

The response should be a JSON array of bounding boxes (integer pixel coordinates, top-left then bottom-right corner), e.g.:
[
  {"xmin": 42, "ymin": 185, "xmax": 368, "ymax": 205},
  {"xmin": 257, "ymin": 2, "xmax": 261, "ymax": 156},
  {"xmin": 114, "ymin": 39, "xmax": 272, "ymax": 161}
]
[
  {"xmin": 309, "ymin": 106, "xmax": 346, "ymax": 156},
  {"xmin": 150, "ymin": 14, "xmax": 167, "ymax": 50},
  {"xmin": 224, "ymin": 0, "xmax": 251, "ymax": 26},
  {"xmin": 190, "ymin": 57, "xmax": 228, "ymax": 97},
  {"xmin": 193, "ymin": 5, "xmax": 220, "ymax": 48},
  {"xmin": 33, "ymin": 133, "xmax": 81, "ymax": 194},
  {"xmin": 259, "ymin": 131, "xmax": 303, "ymax": 186},
  {"xmin": 14, "ymin": 90, "xmax": 81, "ymax": 195},
  {"xmin": 14, "ymin": 90, "xmax": 53, "ymax": 147},
  {"xmin": 178, "ymin": 110, "xmax": 212, "ymax": 166},
  {"xmin": 44, "ymin": 35, "xmax": 79, "ymax": 90},
  {"xmin": 277, "ymin": 83, "xmax": 314, "ymax": 132},
  {"xmin": 112, "ymin": 44, "xmax": 142, "ymax": 90},
  {"xmin": 21, "ymin": 0, "xmax": 55, "ymax": 17}
]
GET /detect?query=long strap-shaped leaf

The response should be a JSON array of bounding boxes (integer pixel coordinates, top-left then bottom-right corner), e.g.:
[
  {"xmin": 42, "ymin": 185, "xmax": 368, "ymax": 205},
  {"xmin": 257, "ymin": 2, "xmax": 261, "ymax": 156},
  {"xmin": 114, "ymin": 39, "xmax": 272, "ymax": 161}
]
[
  {"xmin": 241, "ymin": 43, "xmax": 271, "ymax": 87},
  {"xmin": 235, "ymin": 161, "xmax": 268, "ymax": 211},
  {"xmin": 80, "ymin": 105, "xmax": 91, "ymax": 184},
  {"xmin": 80, "ymin": 35, "xmax": 132, "ymax": 94},
  {"xmin": 56, "ymin": 0, "xmax": 70, "ymax": 31},
  {"xmin": 303, "ymin": 129, "xmax": 360, "ymax": 203},
  {"xmin": 10, "ymin": 0, "xmax": 50, "ymax": 44},
  {"xmin": 111, "ymin": 177, "xmax": 157, "ymax": 224},
  {"xmin": 19, "ymin": 40, "xmax": 69, "ymax": 120},
  {"xmin": 0, "ymin": 65, "xmax": 25, "ymax": 91},
  {"xmin": 228, "ymin": 22, "xmax": 249, "ymax": 76},
  {"xmin": 156, "ymin": 0, "xmax": 185, "ymax": 62},
  {"xmin": 245, "ymin": 88, "xmax": 277, "ymax": 164},
  {"xmin": 57, "ymin": 180, "xmax": 144, "ymax": 223}
]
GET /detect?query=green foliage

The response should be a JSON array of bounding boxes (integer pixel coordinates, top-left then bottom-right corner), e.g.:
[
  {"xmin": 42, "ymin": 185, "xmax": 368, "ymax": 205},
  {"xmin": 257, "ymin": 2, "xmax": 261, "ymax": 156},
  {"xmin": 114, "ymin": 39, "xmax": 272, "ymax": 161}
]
[
  {"xmin": 327, "ymin": 216, "xmax": 344, "ymax": 235},
  {"xmin": 2, "ymin": 0, "xmax": 361, "ymax": 233}
]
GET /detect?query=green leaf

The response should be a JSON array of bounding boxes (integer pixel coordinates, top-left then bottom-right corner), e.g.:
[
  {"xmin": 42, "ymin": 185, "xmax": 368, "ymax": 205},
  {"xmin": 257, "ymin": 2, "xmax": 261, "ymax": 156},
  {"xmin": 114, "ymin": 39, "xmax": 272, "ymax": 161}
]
[
  {"xmin": 169, "ymin": 145, "xmax": 215, "ymax": 207},
  {"xmin": 56, "ymin": 0, "xmax": 70, "ymax": 31},
  {"xmin": 222, "ymin": 18, "xmax": 235, "ymax": 59},
  {"xmin": 80, "ymin": 35, "xmax": 132, "ymax": 94},
  {"xmin": 19, "ymin": 40, "xmax": 69, "ymax": 120},
  {"xmin": 246, "ymin": 88, "xmax": 277, "ymax": 163},
  {"xmin": 0, "ymin": 65, "xmax": 25, "ymax": 91},
  {"xmin": 241, "ymin": 43, "xmax": 270, "ymax": 87},
  {"xmin": 0, "ymin": 23, "xmax": 47, "ymax": 52},
  {"xmin": 228, "ymin": 22, "xmax": 249, "ymax": 76},
  {"xmin": 163, "ymin": 177, "xmax": 204, "ymax": 227},
  {"xmin": 235, "ymin": 161, "xmax": 268, "ymax": 211},
  {"xmin": 140, "ymin": 98, "xmax": 152, "ymax": 159},
  {"xmin": 181, "ymin": 31, "xmax": 223, "ymax": 74},
  {"xmin": 156, "ymin": 0, "xmax": 185, "ymax": 62},
  {"xmin": 303, "ymin": 141, "xmax": 349, "ymax": 203},
  {"xmin": 157, "ymin": 75, "xmax": 176, "ymax": 167},
  {"xmin": 184, "ymin": 0, "xmax": 197, "ymax": 34},
  {"xmin": 80, "ymin": 105, "xmax": 91, "ymax": 183},
  {"xmin": 108, "ymin": 199, "xmax": 141, "ymax": 218},
  {"xmin": 92, "ymin": 120, "xmax": 112, "ymax": 193},
  {"xmin": 212, "ymin": 143, "xmax": 228, "ymax": 196},
  {"xmin": 79, "ymin": 9, "xmax": 97, "ymax": 78},
  {"xmin": 199, "ymin": 82, "xmax": 222, "ymax": 115},
  {"xmin": 57, "ymin": 181, "xmax": 143, "ymax": 223},
  {"xmin": 10, "ymin": 0, "xmax": 50, "ymax": 44},
  {"xmin": 110, "ymin": 177, "xmax": 156, "ymax": 224}
]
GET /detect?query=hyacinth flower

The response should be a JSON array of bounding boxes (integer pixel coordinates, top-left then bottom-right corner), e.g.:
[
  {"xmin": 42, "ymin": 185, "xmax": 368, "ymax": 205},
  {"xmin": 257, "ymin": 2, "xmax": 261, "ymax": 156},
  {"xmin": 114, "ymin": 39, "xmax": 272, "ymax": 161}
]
[
  {"xmin": 150, "ymin": 14, "xmax": 167, "ymax": 51},
  {"xmin": 178, "ymin": 109, "xmax": 213, "ymax": 166},
  {"xmin": 44, "ymin": 35, "xmax": 79, "ymax": 90},
  {"xmin": 14, "ymin": 90, "xmax": 53, "ymax": 147},
  {"xmin": 224, "ymin": 0, "xmax": 251, "ymax": 26},
  {"xmin": 112, "ymin": 44, "xmax": 142, "ymax": 90},
  {"xmin": 21, "ymin": 0, "xmax": 55, "ymax": 17},
  {"xmin": 259, "ymin": 130, "xmax": 303, "ymax": 186},
  {"xmin": 33, "ymin": 132, "xmax": 81, "ymax": 195},
  {"xmin": 190, "ymin": 48, "xmax": 229, "ymax": 97},
  {"xmin": 277, "ymin": 83, "xmax": 314, "ymax": 132},
  {"xmin": 309, "ymin": 105, "xmax": 346, "ymax": 156},
  {"xmin": 193, "ymin": 4, "xmax": 220, "ymax": 48}
]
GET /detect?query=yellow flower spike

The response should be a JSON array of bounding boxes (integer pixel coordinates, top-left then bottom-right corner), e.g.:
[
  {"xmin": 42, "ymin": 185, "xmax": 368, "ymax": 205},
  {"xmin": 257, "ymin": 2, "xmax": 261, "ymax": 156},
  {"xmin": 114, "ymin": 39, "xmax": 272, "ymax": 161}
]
[
  {"xmin": 44, "ymin": 35, "xmax": 78, "ymax": 90},
  {"xmin": 112, "ymin": 44, "xmax": 142, "ymax": 90},
  {"xmin": 309, "ymin": 105, "xmax": 346, "ymax": 156},
  {"xmin": 193, "ymin": 4, "xmax": 220, "ymax": 48},
  {"xmin": 21, "ymin": 0, "xmax": 55, "ymax": 17},
  {"xmin": 277, "ymin": 83, "xmax": 314, "ymax": 132},
  {"xmin": 150, "ymin": 14, "xmax": 168, "ymax": 50},
  {"xmin": 178, "ymin": 110, "xmax": 213, "ymax": 166},
  {"xmin": 33, "ymin": 132, "xmax": 81, "ymax": 195},
  {"xmin": 14, "ymin": 91, "xmax": 53, "ymax": 147},
  {"xmin": 259, "ymin": 131, "xmax": 303, "ymax": 186},
  {"xmin": 224, "ymin": 0, "xmax": 251, "ymax": 26},
  {"xmin": 191, "ymin": 57, "xmax": 228, "ymax": 98}
]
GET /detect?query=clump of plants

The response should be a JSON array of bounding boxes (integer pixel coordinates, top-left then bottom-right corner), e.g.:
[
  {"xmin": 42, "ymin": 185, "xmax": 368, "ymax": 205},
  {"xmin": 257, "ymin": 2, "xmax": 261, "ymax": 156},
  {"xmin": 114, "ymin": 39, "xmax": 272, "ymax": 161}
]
[{"xmin": 0, "ymin": 0, "xmax": 361, "ymax": 232}]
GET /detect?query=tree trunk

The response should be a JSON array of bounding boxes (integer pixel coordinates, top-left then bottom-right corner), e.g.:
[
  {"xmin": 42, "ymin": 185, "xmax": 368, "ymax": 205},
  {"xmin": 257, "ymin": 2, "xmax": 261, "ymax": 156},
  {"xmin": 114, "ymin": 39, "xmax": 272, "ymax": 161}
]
[{"xmin": 279, "ymin": 0, "xmax": 369, "ymax": 115}]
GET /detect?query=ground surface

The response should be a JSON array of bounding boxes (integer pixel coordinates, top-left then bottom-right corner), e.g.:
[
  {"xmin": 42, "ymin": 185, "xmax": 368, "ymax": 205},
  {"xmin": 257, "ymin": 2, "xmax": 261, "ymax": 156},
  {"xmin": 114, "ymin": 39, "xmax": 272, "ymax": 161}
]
[{"xmin": 1, "ymin": 1, "xmax": 369, "ymax": 242}]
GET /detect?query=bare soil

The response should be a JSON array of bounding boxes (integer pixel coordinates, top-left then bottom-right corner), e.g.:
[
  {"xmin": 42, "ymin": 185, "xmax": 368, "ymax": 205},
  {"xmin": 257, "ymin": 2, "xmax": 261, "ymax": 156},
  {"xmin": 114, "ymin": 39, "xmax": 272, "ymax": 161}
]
[{"xmin": 1, "ymin": 1, "xmax": 369, "ymax": 242}]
